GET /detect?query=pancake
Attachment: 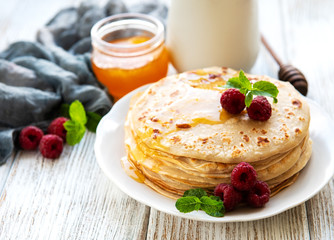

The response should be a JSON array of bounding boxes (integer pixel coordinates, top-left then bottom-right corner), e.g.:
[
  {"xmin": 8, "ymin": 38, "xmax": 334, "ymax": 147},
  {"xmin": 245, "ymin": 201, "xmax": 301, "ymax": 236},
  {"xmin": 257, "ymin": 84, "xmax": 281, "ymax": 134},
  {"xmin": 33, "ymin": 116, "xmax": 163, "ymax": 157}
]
[
  {"xmin": 125, "ymin": 121, "xmax": 309, "ymax": 182},
  {"xmin": 129, "ymin": 67, "xmax": 310, "ymax": 164},
  {"xmin": 123, "ymin": 67, "xmax": 312, "ymax": 198},
  {"xmin": 267, "ymin": 140, "xmax": 312, "ymax": 186},
  {"xmin": 125, "ymin": 135, "xmax": 311, "ymax": 196}
]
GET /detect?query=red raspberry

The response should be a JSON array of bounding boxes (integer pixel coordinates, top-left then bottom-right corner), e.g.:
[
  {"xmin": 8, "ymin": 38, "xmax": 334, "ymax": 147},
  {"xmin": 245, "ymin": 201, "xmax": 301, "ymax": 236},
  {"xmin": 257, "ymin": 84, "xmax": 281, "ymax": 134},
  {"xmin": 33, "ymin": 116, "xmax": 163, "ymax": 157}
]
[
  {"xmin": 48, "ymin": 117, "xmax": 68, "ymax": 141},
  {"xmin": 231, "ymin": 162, "xmax": 257, "ymax": 191},
  {"xmin": 214, "ymin": 183, "xmax": 242, "ymax": 211},
  {"xmin": 246, "ymin": 180, "xmax": 271, "ymax": 208},
  {"xmin": 19, "ymin": 126, "xmax": 44, "ymax": 150},
  {"xmin": 247, "ymin": 96, "xmax": 272, "ymax": 121},
  {"xmin": 39, "ymin": 134, "xmax": 63, "ymax": 159},
  {"xmin": 220, "ymin": 89, "xmax": 246, "ymax": 114}
]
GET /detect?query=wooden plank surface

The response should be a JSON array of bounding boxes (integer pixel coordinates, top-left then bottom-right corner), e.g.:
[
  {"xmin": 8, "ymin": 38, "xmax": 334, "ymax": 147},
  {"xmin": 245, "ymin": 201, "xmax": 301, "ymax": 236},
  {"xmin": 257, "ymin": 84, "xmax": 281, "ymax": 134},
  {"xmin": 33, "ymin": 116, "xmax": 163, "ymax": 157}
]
[
  {"xmin": 0, "ymin": 132, "xmax": 150, "ymax": 240},
  {"xmin": 147, "ymin": 205, "xmax": 309, "ymax": 240},
  {"xmin": 280, "ymin": 0, "xmax": 334, "ymax": 239},
  {"xmin": 0, "ymin": 154, "xmax": 15, "ymax": 196},
  {"xmin": 0, "ymin": 0, "xmax": 333, "ymax": 239}
]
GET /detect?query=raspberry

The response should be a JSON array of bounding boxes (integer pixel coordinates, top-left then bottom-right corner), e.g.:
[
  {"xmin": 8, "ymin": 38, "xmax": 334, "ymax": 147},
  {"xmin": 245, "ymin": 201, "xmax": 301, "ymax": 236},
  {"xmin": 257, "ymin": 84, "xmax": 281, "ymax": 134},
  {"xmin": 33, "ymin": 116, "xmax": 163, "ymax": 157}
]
[
  {"xmin": 19, "ymin": 126, "xmax": 44, "ymax": 150},
  {"xmin": 231, "ymin": 162, "xmax": 257, "ymax": 191},
  {"xmin": 220, "ymin": 89, "xmax": 246, "ymax": 114},
  {"xmin": 247, "ymin": 96, "xmax": 272, "ymax": 121},
  {"xmin": 48, "ymin": 117, "xmax": 68, "ymax": 141},
  {"xmin": 39, "ymin": 134, "xmax": 63, "ymax": 159},
  {"xmin": 246, "ymin": 180, "xmax": 271, "ymax": 208},
  {"xmin": 214, "ymin": 183, "xmax": 242, "ymax": 211}
]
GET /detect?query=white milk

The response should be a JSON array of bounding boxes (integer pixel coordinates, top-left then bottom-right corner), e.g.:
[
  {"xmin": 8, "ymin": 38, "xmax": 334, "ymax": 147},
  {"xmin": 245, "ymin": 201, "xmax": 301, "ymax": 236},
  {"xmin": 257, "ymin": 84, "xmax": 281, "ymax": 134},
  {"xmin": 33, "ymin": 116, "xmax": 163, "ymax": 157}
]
[{"xmin": 167, "ymin": 0, "xmax": 259, "ymax": 72}]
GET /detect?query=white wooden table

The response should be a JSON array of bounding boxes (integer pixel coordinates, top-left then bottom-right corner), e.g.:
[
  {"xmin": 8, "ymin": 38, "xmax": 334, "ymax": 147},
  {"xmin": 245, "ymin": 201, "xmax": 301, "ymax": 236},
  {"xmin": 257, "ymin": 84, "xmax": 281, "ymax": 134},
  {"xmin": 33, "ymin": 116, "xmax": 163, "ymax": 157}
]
[{"xmin": 1, "ymin": 0, "xmax": 334, "ymax": 239}]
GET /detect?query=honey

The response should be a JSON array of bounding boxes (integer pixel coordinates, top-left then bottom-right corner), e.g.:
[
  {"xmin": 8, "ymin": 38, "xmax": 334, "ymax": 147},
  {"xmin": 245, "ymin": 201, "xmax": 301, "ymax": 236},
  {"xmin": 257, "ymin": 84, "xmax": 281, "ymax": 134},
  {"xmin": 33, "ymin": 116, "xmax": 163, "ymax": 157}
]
[
  {"xmin": 91, "ymin": 14, "xmax": 168, "ymax": 100},
  {"xmin": 121, "ymin": 156, "xmax": 145, "ymax": 183},
  {"xmin": 92, "ymin": 36, "xmax": 168, "ymax": 100}
]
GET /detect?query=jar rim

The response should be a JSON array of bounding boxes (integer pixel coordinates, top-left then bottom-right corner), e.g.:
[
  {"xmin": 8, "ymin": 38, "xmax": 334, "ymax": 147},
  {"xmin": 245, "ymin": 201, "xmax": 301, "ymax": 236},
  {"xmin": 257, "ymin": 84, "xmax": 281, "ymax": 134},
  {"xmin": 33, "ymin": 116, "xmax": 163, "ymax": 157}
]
[{"xmin": 91, "ymin": 13, "xmax": 164, "ymax": 56}]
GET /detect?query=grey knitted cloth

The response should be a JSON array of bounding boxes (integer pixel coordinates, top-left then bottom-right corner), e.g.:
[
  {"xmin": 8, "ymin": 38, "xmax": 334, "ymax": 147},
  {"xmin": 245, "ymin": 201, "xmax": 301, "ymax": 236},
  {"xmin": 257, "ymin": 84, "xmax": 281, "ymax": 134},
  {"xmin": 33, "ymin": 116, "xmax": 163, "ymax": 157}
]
[{"xmin": 0, "ymin": 0, "xmax": 168, "ymax": 165}]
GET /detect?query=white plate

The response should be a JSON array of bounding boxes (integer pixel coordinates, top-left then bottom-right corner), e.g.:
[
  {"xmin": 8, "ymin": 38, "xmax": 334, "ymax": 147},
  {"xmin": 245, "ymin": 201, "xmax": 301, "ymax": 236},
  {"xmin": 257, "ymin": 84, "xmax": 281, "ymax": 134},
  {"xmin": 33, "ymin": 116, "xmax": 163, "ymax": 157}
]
[{"xmin": 95, "ymin": 85, "xmax": 334, "ymax": 222}]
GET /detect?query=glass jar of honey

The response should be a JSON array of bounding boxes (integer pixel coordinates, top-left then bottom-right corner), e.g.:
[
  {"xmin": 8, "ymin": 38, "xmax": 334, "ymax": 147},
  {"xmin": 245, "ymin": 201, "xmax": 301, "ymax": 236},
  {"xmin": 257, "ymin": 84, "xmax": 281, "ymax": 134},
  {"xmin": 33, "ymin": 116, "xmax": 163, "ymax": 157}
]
[{"xmin": 91, "ymin": 13, "xmax": 169, "ymax": 100}]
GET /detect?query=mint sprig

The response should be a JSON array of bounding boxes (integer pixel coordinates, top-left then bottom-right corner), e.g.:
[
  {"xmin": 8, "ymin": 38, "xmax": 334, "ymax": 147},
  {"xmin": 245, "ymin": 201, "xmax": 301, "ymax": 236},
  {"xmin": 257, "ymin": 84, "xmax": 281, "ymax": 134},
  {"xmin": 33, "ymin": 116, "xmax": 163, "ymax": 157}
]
[
  {"xmin": 62, "ymin": 100, "xmax": 102, "ymax": 146},
  {"xmin": 224, "ymin": 70, "xmax": 279, "ymax": 107},
  {"xmin": 64, "ymin": 120, "xmax": 86, "ymax": 146},
  {"xmin": 175, "ymin": 188, "xmax": 225, "ymax": 217},
  {"xmin": 200, "ymin": 196, "xmax": 224, "ymax": 217},
  {"xmin": 69, "ymin": 100, "xmax": 87, "ymax": 125},
  {"xmin": 175, "ymin": 196, "xmax": 202, "ymax": 213}
]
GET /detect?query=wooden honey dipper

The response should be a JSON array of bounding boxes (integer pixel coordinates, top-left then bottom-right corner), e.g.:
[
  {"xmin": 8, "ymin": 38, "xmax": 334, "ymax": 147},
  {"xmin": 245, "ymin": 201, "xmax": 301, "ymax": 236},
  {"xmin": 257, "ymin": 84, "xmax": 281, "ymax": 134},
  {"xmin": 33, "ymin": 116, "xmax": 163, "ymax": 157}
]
[{"xmin": 261, "ymin": 35, "xmax": 308, "ymax": 96}]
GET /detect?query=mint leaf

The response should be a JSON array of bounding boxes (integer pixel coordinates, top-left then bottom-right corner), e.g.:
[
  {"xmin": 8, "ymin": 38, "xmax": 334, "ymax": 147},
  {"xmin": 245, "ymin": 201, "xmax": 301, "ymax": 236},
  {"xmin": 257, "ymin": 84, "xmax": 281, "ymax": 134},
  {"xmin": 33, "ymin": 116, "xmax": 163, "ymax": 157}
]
[
  {"xmin": 86, "ymin": 112, "xmax": 102, "ymax": 133},
  {"xmin": 175, "ymin": 196, "xmax": 201, "ymax": 213},
  {"xmin": 183, "ymin": 188, "xmax": 207, "ymax": 198},
  {"xmin": 252, "ymin": 81, "xmax": 279, "ymax": 99},
  {"xmin": 64, "ymin": 120, "xmax": 86, "ymax": 146},
  {"xmin": 60, "ymin": 104, "xmax": 70, "ymax": 118},
  {"xmin": 245, "ymin": 91, "xmax": 253, "ymax": 107},
  {"xmin": 202, "ymin": 196, "xmax": 225, "ymax": 217},
  {"xmin": 209, "ymin": 195, "xmax": 225, "ymax": 216},
  {"xmin": 209, "ymin": 195, "xmax": 221, "ymax": 201},
  {"xmin": 69, "ymin": 100, "xmax": 87, "ymax": 125},
  {"xmin": 223, "ymin": 77, "xmax": 243, "ymax": 89},
  {"xmin": 224, "ymin": 71, "xmax": 252, "ymax": 92},
  {"xmin": 199, "ymin": 196, "xmax": 224, "ymax": 216},
  {"xmin": 239, "ymin": 70, "xmax": 252, "ymax": 90},
  {"xmin": 239, "ymin": 87, "xmax": 248, "ymax": 95}
]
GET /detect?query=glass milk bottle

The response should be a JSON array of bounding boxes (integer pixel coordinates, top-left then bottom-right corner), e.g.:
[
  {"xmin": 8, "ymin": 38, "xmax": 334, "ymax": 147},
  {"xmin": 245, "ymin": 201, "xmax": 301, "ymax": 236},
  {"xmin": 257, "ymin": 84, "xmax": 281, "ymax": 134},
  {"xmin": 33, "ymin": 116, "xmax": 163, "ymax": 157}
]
[{"xmin": 167, "ymin": 0, "xmax": 259, "ymax": 72}]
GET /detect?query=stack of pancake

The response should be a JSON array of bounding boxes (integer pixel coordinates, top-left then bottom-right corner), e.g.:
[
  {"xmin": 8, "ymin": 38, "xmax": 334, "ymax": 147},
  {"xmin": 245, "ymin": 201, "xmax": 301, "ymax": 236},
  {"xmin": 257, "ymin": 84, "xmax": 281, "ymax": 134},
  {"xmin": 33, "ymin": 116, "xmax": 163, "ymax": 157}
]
[{"xmin": 123, "ymin": 67, "xmax": 312, "ymax": 199}]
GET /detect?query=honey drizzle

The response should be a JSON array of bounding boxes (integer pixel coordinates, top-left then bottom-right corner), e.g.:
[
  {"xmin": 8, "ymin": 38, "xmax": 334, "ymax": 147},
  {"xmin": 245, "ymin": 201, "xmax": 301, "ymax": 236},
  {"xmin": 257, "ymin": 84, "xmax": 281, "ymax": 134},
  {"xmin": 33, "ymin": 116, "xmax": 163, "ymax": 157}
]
[
  {"xmin": 121, "ymin": 156, "xmax": 145, "ymax": 183},
  {"xmin": 138, "ymin": 111, "xmax": 235, "ymax": 145},
  {"xmin": 135, "ymin": 70, "xmax": 241, "ymax": 151}
]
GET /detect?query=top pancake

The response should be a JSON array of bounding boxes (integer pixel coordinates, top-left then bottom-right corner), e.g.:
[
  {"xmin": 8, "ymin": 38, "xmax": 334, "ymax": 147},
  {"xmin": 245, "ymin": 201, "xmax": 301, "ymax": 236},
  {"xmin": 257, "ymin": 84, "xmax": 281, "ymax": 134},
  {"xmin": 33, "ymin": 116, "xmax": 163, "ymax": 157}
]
[{"xmin": 129, "ymin": 67, "xmax": 310, "ymax": 163}]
